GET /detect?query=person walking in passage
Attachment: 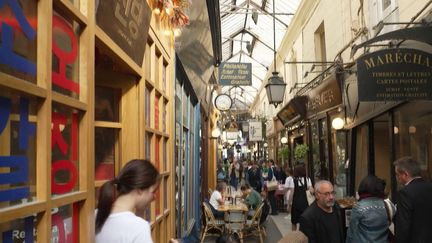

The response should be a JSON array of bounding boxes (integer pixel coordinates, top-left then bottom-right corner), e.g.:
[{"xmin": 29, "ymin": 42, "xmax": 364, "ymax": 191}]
[
  {"xmin": 96, "ymin": 159, "xmax": 161, "ymax": 243},
  {"xmin": 346, "ymin": 175, "xmax": 395, "ymax": 243},
  {"xmin": 393, "ymin": 156, "xmax": 432, "ymax": 243},
  {"xmin": 299, "ymin": 180, "xmax": 344, "ymax": 243},
  {"xmin": 289, "ymin": 163, "xmax": 313, "ymax": 230}
]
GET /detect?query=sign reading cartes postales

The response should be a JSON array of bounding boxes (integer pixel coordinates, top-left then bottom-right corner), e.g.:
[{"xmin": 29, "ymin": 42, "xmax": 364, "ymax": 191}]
[
  {"xmin": 219, "ymin": 63, "xmax": 252, "ymax": 86},
  {"xmin": 357, "ymin": 48, "xmax": 432, "ymax": 101},
  {"xmin": 96, "ymin": 0, "xmax": 151, "ymax": 66}
]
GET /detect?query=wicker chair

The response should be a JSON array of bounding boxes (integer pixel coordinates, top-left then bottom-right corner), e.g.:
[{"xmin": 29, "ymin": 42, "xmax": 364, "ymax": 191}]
[
  {"xmin": 201, "ymin": 202, "xmax": 224, "ymax": 243},
  {"xmin": 224, "ymin": 209, "xmax": 247, "ymax": 243},
  {"xmin": 244, "ymin": 203, "xmax": 265, "ymax": 243}
]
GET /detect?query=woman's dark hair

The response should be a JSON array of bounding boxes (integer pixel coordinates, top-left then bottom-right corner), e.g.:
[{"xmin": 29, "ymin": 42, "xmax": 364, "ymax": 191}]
[
  {"xmin": 358, "ymin": 175, "xmax": 386, "ymax": 198},
  {"xmin": 95, "ymin": 159, "xmax": 161, "ymax": 232},
  {"xmin": 293, "ymin": 163, "xmax": 306, "ymax": 177}
]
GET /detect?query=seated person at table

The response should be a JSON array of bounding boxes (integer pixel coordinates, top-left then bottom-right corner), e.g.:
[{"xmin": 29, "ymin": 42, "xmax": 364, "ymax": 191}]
[
  {"xmin": 210, "ymin": 182, "xmax": 227, "ymax": 219},
  {"xmin": 241, "ymin": 184, "xmax": 262, "ymax": 217}
]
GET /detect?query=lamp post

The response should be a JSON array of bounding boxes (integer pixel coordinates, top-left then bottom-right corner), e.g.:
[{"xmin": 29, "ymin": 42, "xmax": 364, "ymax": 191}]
[
  {"xmin": 265, "ymin": 0, "xmax": 286, "ymax": 108},
  {"xmin": 263, "ymin": 142, "xmax": 268, "ymax": 159}
]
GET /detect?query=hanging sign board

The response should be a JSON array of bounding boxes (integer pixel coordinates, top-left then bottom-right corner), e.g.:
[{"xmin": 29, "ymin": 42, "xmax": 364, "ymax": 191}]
[
  {"xmin": 357, "ymin": 48, "xmax": 432, "ymax": 101},
  {"xmin": 96, "ymin": 0, "xmax": 151, "ymax": 66},
  {"xmin": 219, "ymin": 63, "xmax": 252, "ymax": 86},
  {"xmin": 305, "ymin": 74, "xmax": 342, "ymax": 117},
  {"xmin": 249, "ymin": 121, "xmax": 263, "ymax": 141}
]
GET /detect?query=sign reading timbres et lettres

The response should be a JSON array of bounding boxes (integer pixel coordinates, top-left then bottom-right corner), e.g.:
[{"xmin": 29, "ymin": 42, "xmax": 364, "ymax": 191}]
[
  {"xmin": 219, "ymin": 63, "xmax": 252, "ymax": 86},
  {"xmin": 357, "ymin": 48, "xmax": 432, "ymax": 101}
]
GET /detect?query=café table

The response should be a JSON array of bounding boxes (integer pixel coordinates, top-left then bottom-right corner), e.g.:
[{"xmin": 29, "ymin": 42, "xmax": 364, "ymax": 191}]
[{"xmin": 218, "ymin": 202, "xmax": 249, "ymax": 212}]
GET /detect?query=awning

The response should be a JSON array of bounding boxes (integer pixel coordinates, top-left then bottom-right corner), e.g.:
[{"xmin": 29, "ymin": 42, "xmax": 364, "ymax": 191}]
[{"xmin": 276, "ymin": 96, "xmax": 307, "ymax": 126}]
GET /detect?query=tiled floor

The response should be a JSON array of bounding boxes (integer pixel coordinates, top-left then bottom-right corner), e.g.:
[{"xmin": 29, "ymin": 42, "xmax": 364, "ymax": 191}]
[{"xmin": 202, "ymin": 212, "xmax": 293, "ymax": 243}]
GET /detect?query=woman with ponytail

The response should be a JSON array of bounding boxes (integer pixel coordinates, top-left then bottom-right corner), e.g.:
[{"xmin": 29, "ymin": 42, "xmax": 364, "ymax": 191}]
[{"xmin": 95, "ymin": 159, "xmax": 161, "ymax": 243}]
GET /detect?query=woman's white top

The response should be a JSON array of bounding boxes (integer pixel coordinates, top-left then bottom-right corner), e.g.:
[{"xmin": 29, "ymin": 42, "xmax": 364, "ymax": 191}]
[
  {"xmin": 285, "ymin": 176, "xmax": 312, "ymax": 189},
  {"xmin": 210, "ymin": 190, "xmax": 223, "ymax": 210},
  {"xmin": 96, "ymin": 211, "xmax": 153, "ymax": 243}
]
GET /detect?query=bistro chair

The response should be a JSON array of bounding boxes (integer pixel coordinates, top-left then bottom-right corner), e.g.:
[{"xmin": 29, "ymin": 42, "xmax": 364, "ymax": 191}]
[
  {"xmin": 224, "ymin": 209, "xmax": 247, "ymax": 243},
  {"xmin": 201, "ymin": 202, "xmax": 224, "ymax": 243},
  {"xmin": 244, "ymin": 203, "xmax": 265, "ymax": 243}
]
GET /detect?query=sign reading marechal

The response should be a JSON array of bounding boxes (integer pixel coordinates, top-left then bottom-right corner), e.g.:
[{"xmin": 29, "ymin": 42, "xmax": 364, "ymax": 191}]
[
  {"xmin": 96, "ymin": 0, "xmax": 151, "ymax": 66},
  {"xmin": 219, "ymin": 63, "xmax": 252, "ymax": 86},
  {"xmin": 249, "ymin": 121, "xmax": 263, "ymax": 141},
  {"xmin": 357, "ymin": 48, "xmax": 432, "ymax": 101}
]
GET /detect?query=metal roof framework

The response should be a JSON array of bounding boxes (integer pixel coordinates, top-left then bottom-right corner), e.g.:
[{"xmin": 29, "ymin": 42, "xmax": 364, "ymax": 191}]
[{"xmin": 219, "ymin": 0, "xmax": 301, "ymax": 112}]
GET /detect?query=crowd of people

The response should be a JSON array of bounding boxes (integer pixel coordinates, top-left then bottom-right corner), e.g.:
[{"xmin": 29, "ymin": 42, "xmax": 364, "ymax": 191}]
[{"xmin": 93, "ymin": 156, "xmax": 432, "ymax": 243}]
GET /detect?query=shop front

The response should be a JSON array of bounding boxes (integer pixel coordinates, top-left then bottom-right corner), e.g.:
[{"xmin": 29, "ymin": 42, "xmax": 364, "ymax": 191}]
[
  {"xmin": 344, "ymin": 25, "xmax": 432, "ymax": 199},
  {"xmin": 298, "ymin": 71, "xmax": 348, "ymax": 198}
]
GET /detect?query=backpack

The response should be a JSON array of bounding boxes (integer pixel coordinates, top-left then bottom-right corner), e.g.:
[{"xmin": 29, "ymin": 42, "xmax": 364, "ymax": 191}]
[{"xmin": 260, "ymin": 200, "xmax": 270, "ymax": 224}]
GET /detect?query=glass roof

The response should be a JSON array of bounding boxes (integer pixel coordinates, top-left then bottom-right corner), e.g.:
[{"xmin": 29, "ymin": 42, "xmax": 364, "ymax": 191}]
[{"xmin": 218, "ymin": 0, "xmax": 302, "ymax": 113}]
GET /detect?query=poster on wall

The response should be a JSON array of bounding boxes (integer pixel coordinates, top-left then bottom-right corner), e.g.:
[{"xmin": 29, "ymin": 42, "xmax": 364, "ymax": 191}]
[
  {"xmin": 96, "ymin": 0, "xmax": 151, "ymax": 66},
  {"xmin": 249, "ymin": 121, "xmax": 263, "ymax": 141}
]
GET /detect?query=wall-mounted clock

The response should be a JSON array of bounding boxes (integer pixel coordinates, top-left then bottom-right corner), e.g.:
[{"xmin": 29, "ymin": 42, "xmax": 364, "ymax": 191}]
[{"xmin": 214, "ymin": 94, "xmax": 232, "ymax": 111}]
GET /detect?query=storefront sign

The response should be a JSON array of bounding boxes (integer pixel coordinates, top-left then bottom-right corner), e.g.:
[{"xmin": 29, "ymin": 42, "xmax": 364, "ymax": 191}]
[
  {"xmin": 249, "ymin": 121, "xmax": 263, "ymax": 141},
  {"xmin": 219, "ymin": 63, "xmax": 252, "ymax": 85},
  {"xmin": 277, "ymin": 96, "xmax": 307, "ymax": 125},
  {"xmin": 306, "ymin": 74, "xmax": 342, "ymax": 117},
  {"xmin": 357, "ymin": 48, "xmax": 432, "ymax": 101},
  {"xmin": 96, "ymin": 0, "xmax": 151, "ymax": 66}
]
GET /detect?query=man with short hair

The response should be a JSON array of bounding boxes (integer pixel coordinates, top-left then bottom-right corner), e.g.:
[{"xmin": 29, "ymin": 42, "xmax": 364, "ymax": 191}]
[
  {"xmin": 240, "ymin": 184, "xmax": 262, "ymax": 217},
  {"xmin": 299, "ymin": 180, "xmax": 344, "ymax": 243},
  {"xmin": 393, "ymin": 156, "xmax": 432, "ymax": 243}
]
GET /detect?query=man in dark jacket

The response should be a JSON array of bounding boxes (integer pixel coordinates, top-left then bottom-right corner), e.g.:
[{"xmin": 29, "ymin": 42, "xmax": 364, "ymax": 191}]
[
  {"xmin": 394, "ymin": 156, "xmax": 432, "ymax": 243},
  {"xmin": 299, "ymin": 180, "xmax": 344, "ymax": 243}
]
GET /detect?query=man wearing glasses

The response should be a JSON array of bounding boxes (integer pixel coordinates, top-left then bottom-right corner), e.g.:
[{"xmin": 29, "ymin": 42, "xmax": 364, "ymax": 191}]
[{"xmin": 299, "ymin": 180, "xmax": 345, "ymax": 243}]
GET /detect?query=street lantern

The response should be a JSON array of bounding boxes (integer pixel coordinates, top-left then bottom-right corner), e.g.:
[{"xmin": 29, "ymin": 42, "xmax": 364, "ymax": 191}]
[
  {"xmin": 265, "ymin": 72, "xmax": 286, "ymax": 107},
  {"xmin": 266, "ymin": 0, "xmax": 286, "ymax": 108}
]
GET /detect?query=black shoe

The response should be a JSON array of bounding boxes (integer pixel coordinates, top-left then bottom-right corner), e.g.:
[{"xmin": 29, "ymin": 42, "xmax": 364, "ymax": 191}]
[{"xmin": 271, "ymin": 212, "xmax": 278, "ymax": 215}]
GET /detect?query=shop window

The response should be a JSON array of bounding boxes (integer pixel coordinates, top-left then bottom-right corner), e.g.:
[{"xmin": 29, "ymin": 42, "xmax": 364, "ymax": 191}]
[
  {"xmin": 51, "ymin": 103, "xmax": 80, "ymax": 196},
  {"xmin": 394, "ymin": 102, "xmax": 432, "ymax": 180},
  {"xmin": 373, "ymin": 114, "xmax": 392, "ymax": 195},
  {"xmin": 162, "ymin": 138, "xmax": 167, "ymax": 169},
  {"xmin": 163, "ymin": 100, "xmax": 168, "ymax": 133},
  {"xmin": 52, "ymin": 13, "xmax": 81, "ymax": 99},
  {"xmin": 145, "ymin": 132, "xmax": 152, "ymax": 159},
  {"xmin": 0, "ymin": 0, "xmax": 37, "ymax": 83},
  {"xmin": 0, "ymin": 215, "xmax": 37, "ymax": 242},
  {"xmin": 312, "ymin": 119, "xmax": 330, "ymax": 180},
  {"xmin": 311, "ymin": 121, "xmax": 320, "ymax": 180},
  {"xmin": 94, "ymin": 86, "xmax": 120, "ymax": 181},
  {"xmin": 331, "ymin": 129, "xmax": 348, "ymax": 198},
  {"xmin": 164, "ymin": 177, "xmax": 168, "ymax": 210},
  {"xmin": 162, "ymin": 62, "xmax": 168, "ymax": 92},
  {"xmin": 51, "ymin": 204, "xmax": 79, "ymax": 242},
  {"xmin": 95, "ymin": 128, "xmax": 117, "ymax": 181},
  {"xmin": 145, "ymin": 86, "xmax": 151, "ymax": 127},
  {"xmin": 95, "ymin": 86, "xmax": 119, "ymax": 122},
  {"xmin": 154, "ymin": 95, "xmax": 160, "ymax": 130},
  {"xmin": 0, "ymin": 92, "xmax": 37, "ymax": 208},
  {"xmin": 355, "ymin": 124, "xmax": 369, "ymax": 192}
]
